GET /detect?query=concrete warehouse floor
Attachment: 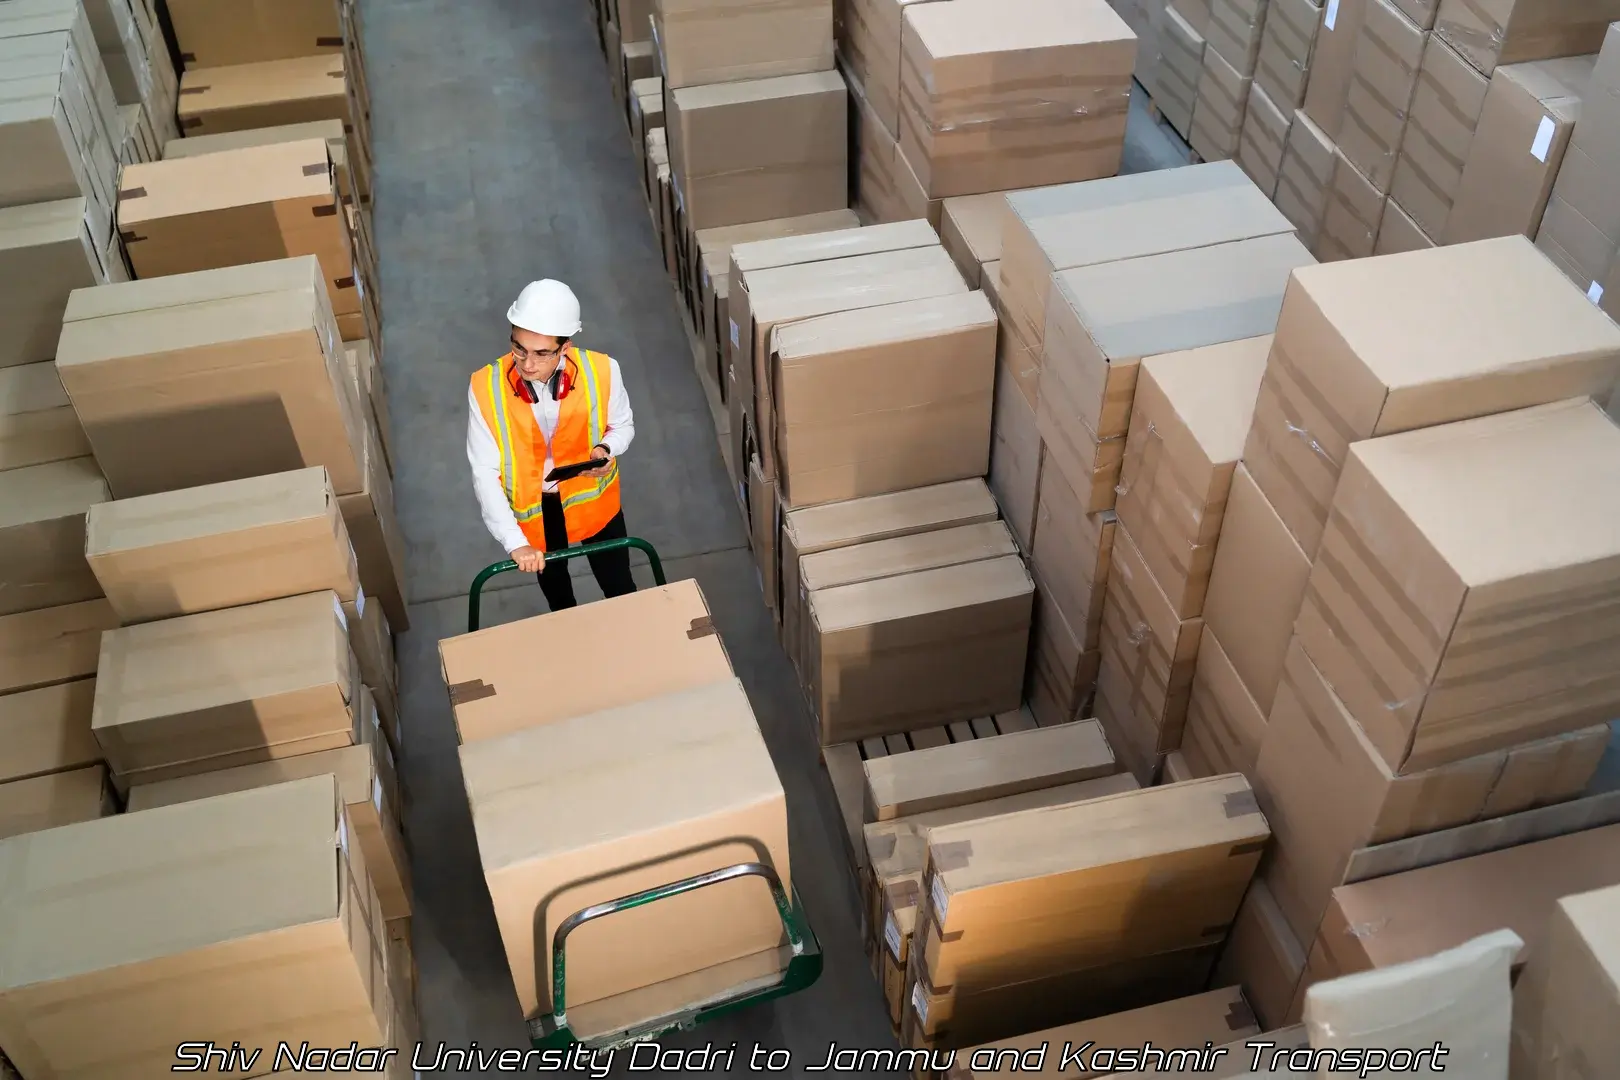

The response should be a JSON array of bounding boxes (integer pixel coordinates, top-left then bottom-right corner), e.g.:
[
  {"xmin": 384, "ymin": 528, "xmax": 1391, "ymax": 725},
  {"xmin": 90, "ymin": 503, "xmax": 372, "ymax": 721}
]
[{"xmin": 362, "ymin": 0, "xmax": 1192, "ymax": 1073}]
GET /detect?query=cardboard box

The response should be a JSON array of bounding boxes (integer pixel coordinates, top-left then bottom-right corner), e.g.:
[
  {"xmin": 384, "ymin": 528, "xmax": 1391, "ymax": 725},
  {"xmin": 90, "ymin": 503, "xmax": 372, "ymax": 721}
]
[
  {"xmin": 1540, "ymin": 24, "xmax": 1620, "ymax": 275},
  {"xmin": 0, "ymin": 775, "xmax": 400, "ymax": 1077},
  {"xmin": 771, "ymin": 292, "xmax": 997, "ymax": 509},
  {"xmin": 165, "ymin": 0, "xmax": 343, "ymax": 68},
  {"xmin": 439, "ymin": 579, "xmax": 733, "ymax": 744},
  {"xmin": 336, "ymin": 416, "xmax": 407, "ymax": 631},
  {"xmin": 1191, "ymin": 43, "xmax": 1254, "ymax": 161},
  {"xmin": 620, "ymin": 0, "xmax": 654, "ymax": 42},
  {"xmin": 56, "ymin": 256, "xmax": 366, "ymax": 500},
  {"xmin": 666, "ymin": 70, "xmax": 847, "ymax": 231},
  {"xmin": 0, "ymin": 598, "xmax": 115, "ymax": 697},
  {"xmin": 0, "ymin": 361, "xmax": 89, "ymax": 471},
  {"xmin": 1172, "ymin": 0, "xmax": 1213, "ymax": 36},
  {"xmin": 1025, "ymin": 589, "xmax": 1103, "ymax": 727},
  {"xmin": 653, "ymin": 0, "xmax": 832, "ymax": 89},
  {"xmin": 796, "ymin": 519, "xmax": 1017, "ymax": 680},
  {"xmin": 1200, "ymin": 465, "xmax": 1307, "ymax": 717},
  {"xmin": 1183, "ymin": 626, "xmax": 1268, "ymax": 779},
  {"xmin": 92, "ymin": 590, "xmax": 359, "ymax": 783},
  {"xmin": 1512, "ymin": 884, "xmax": 1620, "ymax": 1079},
  {"xmin": 920, "ymin": 774, "xmax": 1269, "ymax": 993},
  {"xmin": 1255, "ymin": 637, "xmax": 1609, "ymax": 944},
  {"xmin": 1300, "ymin": 0, "xmax": 1368, "ymax": 138},
  {"xmin": 847, "ymin": 69, "xmax": 910, "ymax": 226},
  {"xmin": 1094, "ymin": 525, "xmax": 1205, "ymax": 781},
  {"xmin": 809, "ymin": 555, "xmax": 1033, "ymax": 744},
  {"xmin": 1038, "ymin": 233, "xmax": 1314, "ymax": 511},
  {"xmin": 939, "ymin": 193, "xmax": 1012, "ymax": 287},
  {"xmin": 461, "ymin": 678, "xmax": 790, "ymax": 1018},
  {"xmin": 1205, "ymin": 0, "xmax": 1268, "ymax": 72},
  {"xmin": 863, "ymin": 719, "xmax": 1116, "ymax": 822},
  {"xmin": 1297, "ymin": 398, "xmax": 1620, "ymax": 773},
  {"xmin": 162, "ymin": 118, "xmax": 358, "ymax": 205},
  {"xmin": 1255, "ymin": 0, "xmax": 1322, "ymax": 107},
  {"xmin": 893, "ymin": 144, "xmax": 945, "ymax": 231},
  {"xmin": 988, "ymin": 346, "xmax": 1042, "ymax": 552},
  {"xmin": 1030, "ymin": 457, "xmax": 1116, "ymax": 653},
  {"xmin": 0, "ymin": 456, "xmax": 107, "ymax": 617},
  {"xmin": 1243, "ymin": 237, "xmax": 1620, "ymax": 556},
  {"xmin": 897, "ymin": 0, "xmax": 1135, "ymax": 199},
  {"xmin": 1237, "ymin": 82, "xmax": 1290, "ymax": 195},
  {"xmin": 1373, "ymin": 197, "xmax": 1435, "ymax": 252},
  {"xmin": 1388, "ymin": 36, "xmax": 1487, "ymax": 238},
  {"xmin": 956, "ymin": 986, "xmax": 1260, "ymax": 1075},
  {"xmin": 1445, "ymin": 54, "xmax": 1591, "ymax": 244},
  {"xmin": 117, "ymin": 141, "xmax": 362, "ymax": 331},
  {"xmin": 1272, "ymin": 107, "xmax": 1337, "ymax": 246},
  {"xmin": 1314, "ymin": 147, "xmax": 1384, "ymax": 260},
  {"xmin": 126, "ymin": 693, "xmax": 408, "ymax": 920},
  {"xmin": 1433, "ymin": 0, "xmax": 1620, "ymax": 76},
  {"xmin": 0, "ymin": 678, "xmax": 99, "ymax": 785},
  {"xmin": 177, "ymin": 54, "xmax": 346, "ymax": 135},
  {"xmin": 1150, "ymin": 5, "xmax": 1206, "ymax": 138},
  {"xmin": 1214, "ymin": 879, "xmax": 1304, "ymax": 1031},
  {"xmin": 0, "ymin": 763, "xmax": 113, "ymax": 841},
  {"xmin": 1115, "ymin": 335, "xmax": 1268, "ymax": 620},
  {"xmin": 838, "ymin": 0, "xmax": 950, "ymax": 136},
  {"xmin": 1337, "ymin": 0, "xmax": 1426, "ymax": 193},
  {"xmin": 0, "ymin": 199, "xmax": 112, "ymax": 368},
  {"xmin": 85, "ymin": 466, "xmax": 359, "ymax": 624}
]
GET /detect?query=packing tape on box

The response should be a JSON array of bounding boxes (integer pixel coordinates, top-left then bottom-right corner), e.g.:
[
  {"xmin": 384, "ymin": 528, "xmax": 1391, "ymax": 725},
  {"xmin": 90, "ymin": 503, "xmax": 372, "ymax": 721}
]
[
  {"xmin": 930, "ymin": 841, "xmax": 972, "ymax": 874},
  {"xmin": 886, "ymin": 879, "xmax": 921, "ymax": 911},
  {"xmin": 1227, "ymin": 997, "xmax": 1259, "ymax": 1031},
  {"xmin": 1223, "ymin": 788, "xmax": 1260, "ymax": 819},
  {"xmin": 867, "ymin": 830, "xmax": 897, "ymax": 862},
  {"xmin": 447, "ymin": 679, "xmax": 496, "ymax": 705},
  {"xmin": 686, "ymin": 615, "xmax": 716, "ymax": 640}
]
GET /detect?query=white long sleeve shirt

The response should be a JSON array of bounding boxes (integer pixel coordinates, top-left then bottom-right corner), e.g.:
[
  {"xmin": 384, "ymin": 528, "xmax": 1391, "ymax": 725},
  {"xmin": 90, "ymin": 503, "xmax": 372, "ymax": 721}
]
[{"xmin": 467, "ymin": 354, "xmax": 635, "ymax": 555}]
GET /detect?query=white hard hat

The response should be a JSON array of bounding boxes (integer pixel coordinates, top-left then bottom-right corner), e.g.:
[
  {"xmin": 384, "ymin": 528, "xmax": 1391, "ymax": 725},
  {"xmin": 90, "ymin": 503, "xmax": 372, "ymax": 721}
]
[{"xmin": 507, "ymin": 279, "xmax": 582, "ymax": 338}]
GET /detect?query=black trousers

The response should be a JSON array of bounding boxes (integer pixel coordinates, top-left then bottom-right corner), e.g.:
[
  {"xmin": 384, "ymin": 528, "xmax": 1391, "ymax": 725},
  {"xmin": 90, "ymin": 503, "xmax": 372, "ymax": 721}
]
[{"xmin": 535, "ymin": 491, "xmax": 637, "ymax": 611}]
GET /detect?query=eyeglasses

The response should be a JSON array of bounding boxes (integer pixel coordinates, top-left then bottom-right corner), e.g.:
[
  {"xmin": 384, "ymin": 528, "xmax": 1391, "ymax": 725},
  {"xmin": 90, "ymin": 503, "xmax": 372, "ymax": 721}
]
[{"xmin": 511, "ymin": 341, "xmax": 566, "ymax": 363}]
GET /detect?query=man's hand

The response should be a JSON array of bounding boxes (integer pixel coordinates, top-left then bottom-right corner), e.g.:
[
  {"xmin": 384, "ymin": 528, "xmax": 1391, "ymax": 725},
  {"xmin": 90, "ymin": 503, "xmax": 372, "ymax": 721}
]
[
  {"xmin": 584, "ymin": 445, "xmax": 614, "ymax": 478},
  {"xmin": 510, "ymin": 545, "xmax": 545, "ymax": 573}
]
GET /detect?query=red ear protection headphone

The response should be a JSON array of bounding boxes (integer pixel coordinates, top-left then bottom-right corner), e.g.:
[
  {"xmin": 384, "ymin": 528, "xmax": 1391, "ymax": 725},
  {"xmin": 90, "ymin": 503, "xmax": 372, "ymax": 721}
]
[{"xmin": 509, "ymin": 349, "xmax": 577, "ymax": 404}]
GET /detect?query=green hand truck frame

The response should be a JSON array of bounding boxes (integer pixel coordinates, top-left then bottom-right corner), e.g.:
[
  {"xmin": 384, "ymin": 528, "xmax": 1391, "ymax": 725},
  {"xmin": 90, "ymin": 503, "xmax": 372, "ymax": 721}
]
[{"xmin": 466, "ymin": 537, "xmax": 824, "ymax": 1050}]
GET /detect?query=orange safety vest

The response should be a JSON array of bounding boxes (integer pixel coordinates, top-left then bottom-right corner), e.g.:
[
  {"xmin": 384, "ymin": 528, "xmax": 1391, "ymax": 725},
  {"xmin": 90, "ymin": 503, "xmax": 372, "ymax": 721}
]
[{"xmin": 470, "ymin": 347, "xmax": 622, "ymax": 553}]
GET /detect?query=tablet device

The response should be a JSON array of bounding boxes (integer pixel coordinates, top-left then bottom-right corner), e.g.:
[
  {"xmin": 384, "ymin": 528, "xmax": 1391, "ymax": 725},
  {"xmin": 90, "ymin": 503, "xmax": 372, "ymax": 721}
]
[{"xmin": 545, "ymin": 458, "xmax": 604, "ymax": 483}]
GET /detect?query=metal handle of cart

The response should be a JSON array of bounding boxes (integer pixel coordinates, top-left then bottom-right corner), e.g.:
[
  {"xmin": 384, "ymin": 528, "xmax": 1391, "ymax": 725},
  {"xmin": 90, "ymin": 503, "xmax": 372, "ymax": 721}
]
[
  {"xmin": 530, "ymin": 861, "xmax": 821, "ymax": 1050},
  {"xmin": 467, "ymin": 536, "xmax": 667, "ymax": 631}
]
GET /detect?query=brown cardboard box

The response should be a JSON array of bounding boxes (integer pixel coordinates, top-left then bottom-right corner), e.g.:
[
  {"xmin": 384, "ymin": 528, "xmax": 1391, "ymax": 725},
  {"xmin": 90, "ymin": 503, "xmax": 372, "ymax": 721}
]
[
  {"xmin": 1272, "ymin": 107, "xmax": 1337, "ymax": 246},
  {"xmin": 620, "ymin": 40, "xmax": 655, "ymax": 111},
  {"xmin": 0, "ymin": 199, "xmax": 111, "ymax": 368},
  {"xmin": 0, "ymin": 678, "xmax": 99, "ymax": 785},
  {"xmin": 1243, "ymin": 236, "xmax": 1620, "ymax": 556},
  {"xmin": 620, "ymin": 0, "xmax": 654, "ymax": 42},
  {"xmin": 1446, "ymin": 54, "xmax": 1592, "ymax": 244},
  {"xmin": 898, "ymin": 0, "xmax": 1135, "ymax": 199},
  {"xmin": 1339, "ymin": 0, "xmax": 1426, "ymax": 195},
  {"xmin": 920, "ymin": 774, "xmax": 1269, "ymax": 993},
  {"xmin": 1215, "ymin": 880, "xmax": 1304, "ymax": 1031},
  {"xmin": 772, "ymin": 292, "xmax": 997, "ymax": 509},
  {"xmin": 1192, "ymin": 44, "xmax": 1254, "ymax": 160},
  {"xmin": 1026, "ymin": 590, "xmax": 1103, "ymax": 728},
  {"xmin": 1300, "ymin": 0, "xmax": 1368, "ymax": 138},
  {"xmin": 438, "ymin": 579, "xmax": 733, "ymax": 744},
  {"xmin": 1237, "ymin": 82, "xmax": 1291, "ymax": 195},
  {"xmin": 940, "ymin": 193, "xmax": 1012, "ymax": 287},
  {"xmin": 0, "ymin": 456, "xmax": 107, "ymax": 617},
  {"xmin": 126, "ymin": 693, "xmax": 408, "ymax": 921},
  {"xmin": 0, "ymin": 775, "xmax": 398, "ymax": 1077},
  {"xmin": 1200, "ymin": 465, "xmax": 1307, "ymax": 716},
  {"xmin": 92, "ymin": 590, "xmax": 360, "ymax": 784},
  {"xmin": 0, "ymin": 763, "xmax": 113, "ymax": 841},
  {"xmin": 1539, "ymin": 24, "xmax": 1620, "ymax": 282},
  {"xmin": 997, "ymin": 161, "xmax": 1292, "ymax": 414},
  {"xmin": 55, "ymin": 256, "xmax": 366, "ymax": 499},
  {"xmin": 1116, "ymin": 336, "xmax": 1268, "ymax": 620},
  {"xmin": 1433, "ymin": 0, "xmax": 1620, "ymax": 76},
  {"xmin": 651, "ymin": 0, "xmax": 832, "ymax": 90},
  {"xmin": 894, "ymin": 136, "xmax": 955, "ymax": 234},
  {"xmin": 1029, "ymin": 466, "xmax": 1116, "ymax": 652},
  {"xmin": 748, "ymin": 452, "xmax": 779, "ymax": 611},
  {"xmin": 1094, "ymin": 525, "xmax": 1205, "ymax": 780},
  {"xmin": 115, "ymin": 141, "xmax": 361, "ymax": 328},
  {"xmin": 336, "ymin": 416, "xmax": 407, "ymax": 632},
  {"xmin": 956, "ymin": 987, "xmax": 1261, "ymax": 1075},
  {"xmin": 0, "ymin": 599, "xmax": 115, "ymax": 697},
  {"xmin": 1151, "ymin": 5, "xmax": 1206, "ymax": 138},
  {"xmin": 1373, "ymin": 198, "xmax": 1436, "ymax": 252},
  {"xmin": 84, "ymin": 466, "xmax": 359, "ymax": 624},
  {"xmin": 1512, "ymin": 885, "xmax": 1620, "ymax": 1079},
  {"xmin": 988, "ymin": 353, "xmax": 1043, "ymax": 553},
  {"xmin": 1172, "ymin": 0, "xmax": 1213, "ymax": 37},
  {"xmin": 810, "ymin": 555, "xmax": 1033, "ymax": 744},
  {"xmin": 838, "ymin": 0, "xmax": 952, "ymax": 137},
  {"xmin": 1297, "ymin": 399, "xmax": 1620, "ymax": 774},
  {"xmin": 1314, "ymin": 147, "xmax": 1384, "ymax": 259},
  {"xmin": 162, "ymin": 118, "xmax": 358, "ymax": 206},
  {"xmin": 177, "ymin": 54, "xmax": 346, "ymax": 135},
  {"xmin": 1182, "ymin": 626, "xmax": 1267, "ymax": 779},
  {"xmin": 1255, "ymin": 637, "xmax": 1608, "ymax": 944},
  {"xmin": 796, "ymin": 520, "xmax": 1018, "ymax": 682},
  {"xmin": 1038, "ymin": 233, "xmax": 1313, "ymax": 511},
  {"xmin": 1387, "ymin": 36, "xmax": 1487, "ymax": 239},
  {"xmin": 666, "ymin": 70, "xmax": 847, "ymax": 231},
  {"xmin": 165, "ymin": 0, "xmax": 342, "ymax": 68},
  {"xmin": 1205, "ymin": 0, "xmax": 1269, "ymax": 72},
  {"xmin": 847, "ymin": 70, "xmax": 910, "ymax": 226},
  {"xmin": 1255, "ymin": 0, "xmax": 1322, "ymax": 107},
  {"xmin": 1125, "ymin": 0, "xmax": 1164, "ymax": 92},
  {"xmin": 461, "ymin": 678, "xmax": 791, "ymax": 1019},
  {"xmin": 863, "ymin": 719, "xmax": 1116, "ymax": 822}
]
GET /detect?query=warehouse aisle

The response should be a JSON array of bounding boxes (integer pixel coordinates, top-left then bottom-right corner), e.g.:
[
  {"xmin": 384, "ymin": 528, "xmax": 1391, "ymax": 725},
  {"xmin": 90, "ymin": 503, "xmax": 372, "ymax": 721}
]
[{"xmin": 358, "ymin": 0, "xmax": 1190, "ymax": 1071}]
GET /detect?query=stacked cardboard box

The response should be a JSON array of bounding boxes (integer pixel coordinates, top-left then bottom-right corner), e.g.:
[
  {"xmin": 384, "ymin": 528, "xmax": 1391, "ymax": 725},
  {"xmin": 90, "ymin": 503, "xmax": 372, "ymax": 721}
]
[
  {"xmin": 1511, "ymin": 883, "xmax": 1620, "ymax": 1076},
  {"xmin": 1540, "ymin": 22, "xmax": 1620, "ymax": 319}
]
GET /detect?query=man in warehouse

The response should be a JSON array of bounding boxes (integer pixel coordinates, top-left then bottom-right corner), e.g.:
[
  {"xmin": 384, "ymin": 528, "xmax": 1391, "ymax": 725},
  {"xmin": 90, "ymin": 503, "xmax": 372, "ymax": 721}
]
[{"xmin": 467, "ymin": 279, "xmax": 638, "ymax": 611}]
